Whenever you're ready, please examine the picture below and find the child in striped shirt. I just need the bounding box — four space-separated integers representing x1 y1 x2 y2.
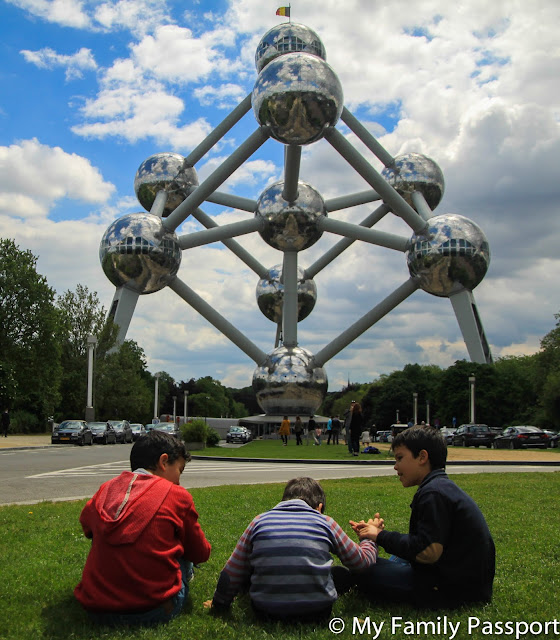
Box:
206 476 382 622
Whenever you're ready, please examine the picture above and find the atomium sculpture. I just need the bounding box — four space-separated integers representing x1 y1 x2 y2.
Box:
101 22 493 417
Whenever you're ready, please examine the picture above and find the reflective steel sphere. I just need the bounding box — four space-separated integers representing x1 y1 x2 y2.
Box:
407 213 490 297
256 264 317 323
252 52 343 145
255 23 326 72
134 152 199 217
382 152 445 211
100 212 181 294
256 180 326 251
252 346 328 415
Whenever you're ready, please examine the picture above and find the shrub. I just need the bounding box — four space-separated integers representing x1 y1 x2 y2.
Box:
206 428 221 447
180 418 208 443
11 410 42 434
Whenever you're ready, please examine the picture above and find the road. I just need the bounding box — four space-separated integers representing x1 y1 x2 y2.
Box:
1 444 558 506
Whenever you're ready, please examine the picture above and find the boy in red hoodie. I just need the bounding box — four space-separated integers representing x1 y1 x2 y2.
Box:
74 430 211 626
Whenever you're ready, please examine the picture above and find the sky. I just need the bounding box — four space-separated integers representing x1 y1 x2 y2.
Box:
1 0 559 393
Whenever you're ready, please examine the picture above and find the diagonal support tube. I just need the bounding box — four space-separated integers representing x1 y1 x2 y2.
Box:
168 277 267 366
411 190 435 222
324 127 427 233
191 208 269 278
305 203 390 279
164 127 270 232
185 93 253 167
314 278 420 366
341 107 396 168
325 190 381 212
178 217 263 250
319 217 409 252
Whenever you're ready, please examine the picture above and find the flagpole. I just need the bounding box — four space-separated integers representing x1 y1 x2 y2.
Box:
289 4 291 23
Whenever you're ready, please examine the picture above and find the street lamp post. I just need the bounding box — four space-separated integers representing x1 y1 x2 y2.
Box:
469 374 476 423
85 336 97 422
183 390 189 425
154 373 160 421
413 392 418 425
172 395 177 423
205 396 210 424
426 399 430 426
396 409 400 423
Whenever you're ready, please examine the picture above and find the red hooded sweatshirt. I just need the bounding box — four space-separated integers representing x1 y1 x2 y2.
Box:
74 471 211 612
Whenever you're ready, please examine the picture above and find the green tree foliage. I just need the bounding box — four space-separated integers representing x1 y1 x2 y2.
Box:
95 340 152 422
0 239 62 423
536 312 560 428
55 285 117 420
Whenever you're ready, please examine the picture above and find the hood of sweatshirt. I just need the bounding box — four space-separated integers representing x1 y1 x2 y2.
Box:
89 471 172 545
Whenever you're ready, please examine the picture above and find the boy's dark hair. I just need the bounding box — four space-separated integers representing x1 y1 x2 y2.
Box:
282 477 326 512
130 430 190 471
391 426 447 469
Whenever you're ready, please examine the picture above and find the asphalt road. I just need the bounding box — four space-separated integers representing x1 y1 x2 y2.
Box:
1 444 558 506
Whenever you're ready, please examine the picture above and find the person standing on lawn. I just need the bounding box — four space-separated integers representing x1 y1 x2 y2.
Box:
349 426 495 608
74 430 211 626
279 416 291 446
294 416 304 445
206 477 381 622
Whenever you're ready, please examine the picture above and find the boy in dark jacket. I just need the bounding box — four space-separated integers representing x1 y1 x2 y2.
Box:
350 426 495 608
74 430 211 625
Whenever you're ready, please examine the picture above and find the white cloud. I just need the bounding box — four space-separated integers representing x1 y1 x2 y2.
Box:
6 0 90 28
20 46 97 80
0 139 115 219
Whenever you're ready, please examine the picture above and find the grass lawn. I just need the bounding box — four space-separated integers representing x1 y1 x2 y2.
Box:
196 437 396 460
1 473 559 640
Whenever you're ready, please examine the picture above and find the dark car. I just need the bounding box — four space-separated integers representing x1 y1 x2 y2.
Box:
152 422 181 438
452 424 495 448
108 420 133 444
88 421 117 445
51 420 93 446
543 430 559 448
226 426 251 443
130 423 147 441
493 426 551 450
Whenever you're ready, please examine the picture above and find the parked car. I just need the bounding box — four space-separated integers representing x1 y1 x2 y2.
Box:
152 421 181 438
107 420 133 444
452 424 496 448
51 420 93 446
493 426 551 449
226 426 251 443
130 423 147 441
375 430 391 443
440 428 456 444
88 421 117 445
543 430 560 448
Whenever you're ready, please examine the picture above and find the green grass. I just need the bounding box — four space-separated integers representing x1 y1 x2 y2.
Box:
196 437 395 460
1 473 559 640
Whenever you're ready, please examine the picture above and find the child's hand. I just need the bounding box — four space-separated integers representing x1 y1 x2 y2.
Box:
350 513 384 541
203 600 213 609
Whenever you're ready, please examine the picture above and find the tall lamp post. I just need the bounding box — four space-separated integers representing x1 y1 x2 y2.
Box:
154 373 160 421
205 396 210 424
396 409 400 423
172 395 177 423
413 392 418 425
426 399 430 426
469 374 476 423
85 336 97 422
183 390 189 425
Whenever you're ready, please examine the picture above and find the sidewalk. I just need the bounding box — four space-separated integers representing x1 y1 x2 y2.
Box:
0 434 53 449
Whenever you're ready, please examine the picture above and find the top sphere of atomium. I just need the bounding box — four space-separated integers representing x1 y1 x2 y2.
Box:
382 152 445 211
134 152 199 217
407 213 490 297
256 180 326 251
256 264 317 323
100 212 181 294
255 22 327 72
252 345 328 415
252 52 344 146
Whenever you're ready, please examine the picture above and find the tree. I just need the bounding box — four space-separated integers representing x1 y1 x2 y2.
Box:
55 285 116 420
0 239 62 426
536 312 560 428
95 340 152 422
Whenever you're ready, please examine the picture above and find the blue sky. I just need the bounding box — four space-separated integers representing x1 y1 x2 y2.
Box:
1 0 559 394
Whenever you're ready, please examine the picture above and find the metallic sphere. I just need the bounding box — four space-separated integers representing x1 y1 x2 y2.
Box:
252 52 343 146
382 152 445 211
407 213 490 297
255 23 326 72
255 180 326 251
256 264 317 323
134 152 199 217
252 346 328 415
100 212 181 294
